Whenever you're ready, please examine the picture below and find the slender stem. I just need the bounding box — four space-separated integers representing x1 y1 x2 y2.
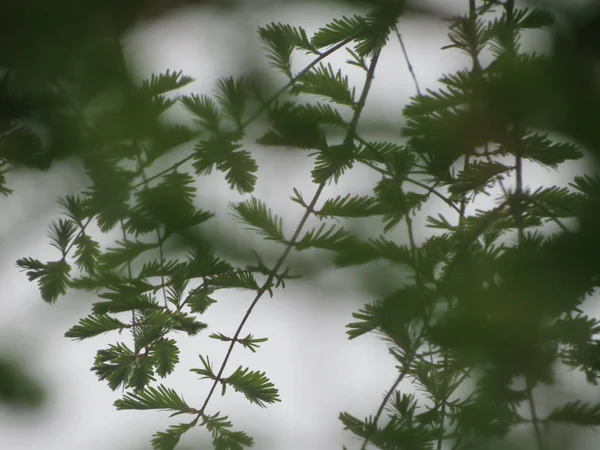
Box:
506 0 515 22
345 51 382 144
63 217 93 256
156 228 169 308
443 4 480 448
406 215 417 256
360 164 435 450
458 155 470 219
436 359 449 450
484 145 515 219
133 154 195 189
197 42 382 420
197 180 327 416
395 24 422 96
514 128 525 244
359 361 412 450
135 150 170 310
408 178 461 212
527 375 544 450
469 0 476 17
119 219 137 331
440 2 480 436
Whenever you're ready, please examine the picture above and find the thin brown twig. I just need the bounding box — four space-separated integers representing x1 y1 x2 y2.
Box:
527 375 545 450
196 41 383 422
395 24 422 96
359 365 411 450
197 180 326 416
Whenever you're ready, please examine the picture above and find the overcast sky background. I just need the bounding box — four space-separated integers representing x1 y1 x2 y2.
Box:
1 1 600 449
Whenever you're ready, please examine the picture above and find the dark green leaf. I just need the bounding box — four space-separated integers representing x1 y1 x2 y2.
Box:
318 193 383 218
140 70 194 97
191 354 215 380
151 339 180 378
256 101 325 150
73 234 101 273
65 314 126 340
17 258 71 304
114 384 193 414
525 186 583 218
58 195 88 224
136 171 213 233
151 421 197 450
180 94 221 133
311 15 367 49
237 334 268 353
354 1 406 57
338 412 371 439
100 239 158 270
207 271 261 291
194 137 257 193
346 304 378 339
129 356 156 391
294 223 355 251
92 343 136 391
92 292 160 315
214 77 248 128
448 161 511 198
516 8 554 29
258 23 298 77
84 161 134 232
292 63 355 107
545 401 600 426
224 366 280 407
231 197 285 242
311 142 355 184
47 219 77 254
0 126 49 169
0 171 13 197
300 102 347 127
203 413 254 450
521 133 582 169
185 290 217 314
219 146 258 194
147 124 197 163
169 312 207 335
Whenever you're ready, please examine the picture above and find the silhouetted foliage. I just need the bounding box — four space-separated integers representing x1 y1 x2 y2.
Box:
4 1 600 450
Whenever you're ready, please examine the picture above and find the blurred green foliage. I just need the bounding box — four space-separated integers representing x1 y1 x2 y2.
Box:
0 356 44 409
